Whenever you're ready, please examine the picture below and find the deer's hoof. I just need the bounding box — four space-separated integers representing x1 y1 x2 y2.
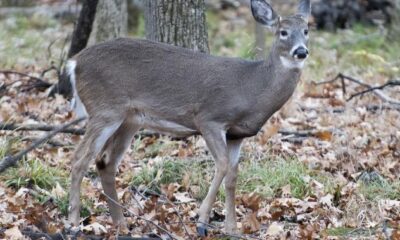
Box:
196 224 208 237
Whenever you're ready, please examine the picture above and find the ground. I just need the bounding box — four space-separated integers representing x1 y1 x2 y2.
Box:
0 2 399 240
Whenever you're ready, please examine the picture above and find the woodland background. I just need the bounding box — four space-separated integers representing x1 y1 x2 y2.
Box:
0 0 399 239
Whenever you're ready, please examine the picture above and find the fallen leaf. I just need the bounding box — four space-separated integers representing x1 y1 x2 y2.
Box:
266 222 284 237
242 212 260 234
174 192 195 203
4 226 26 240
82 222 107 235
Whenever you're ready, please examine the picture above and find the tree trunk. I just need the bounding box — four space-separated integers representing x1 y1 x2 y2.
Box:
68 0 99 58
50 0 98 98
91 0 128 43
388 0 400 41
144 0 209 53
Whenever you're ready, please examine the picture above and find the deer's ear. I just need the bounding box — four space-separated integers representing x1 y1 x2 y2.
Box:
251 0 279 27
297 0 311 19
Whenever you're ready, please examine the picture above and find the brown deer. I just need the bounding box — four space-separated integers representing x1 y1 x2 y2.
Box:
67 0 311 236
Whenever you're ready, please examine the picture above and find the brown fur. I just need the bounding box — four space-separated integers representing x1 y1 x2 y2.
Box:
68 0 311 235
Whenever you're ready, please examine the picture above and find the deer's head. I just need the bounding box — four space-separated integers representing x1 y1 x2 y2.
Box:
251 0 311 69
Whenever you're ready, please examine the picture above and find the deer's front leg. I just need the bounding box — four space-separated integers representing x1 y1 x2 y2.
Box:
197 127 229 236
224 139 242 234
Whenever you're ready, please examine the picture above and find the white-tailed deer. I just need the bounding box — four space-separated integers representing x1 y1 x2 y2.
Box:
67 0 311 236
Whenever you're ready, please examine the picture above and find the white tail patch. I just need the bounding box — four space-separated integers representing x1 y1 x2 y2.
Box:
66 60 88 118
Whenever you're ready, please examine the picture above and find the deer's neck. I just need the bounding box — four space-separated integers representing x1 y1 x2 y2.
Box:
256 45 301 114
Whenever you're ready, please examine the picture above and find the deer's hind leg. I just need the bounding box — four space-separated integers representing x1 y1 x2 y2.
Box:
96 117 141 226
69 117 123 226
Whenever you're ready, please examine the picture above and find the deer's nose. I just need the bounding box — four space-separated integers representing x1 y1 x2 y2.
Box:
293 47 309 59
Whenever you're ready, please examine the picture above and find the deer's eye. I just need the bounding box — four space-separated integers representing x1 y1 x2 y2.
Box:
280 30 288 37
304 29 309 35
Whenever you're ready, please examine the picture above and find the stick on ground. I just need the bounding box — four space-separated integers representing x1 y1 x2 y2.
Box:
0 117 86 173
314 73 400 105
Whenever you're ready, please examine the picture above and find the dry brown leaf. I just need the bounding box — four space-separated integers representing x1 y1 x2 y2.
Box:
241 192 261 212
314 131 332 141
242 212 260 234
4 226 26 240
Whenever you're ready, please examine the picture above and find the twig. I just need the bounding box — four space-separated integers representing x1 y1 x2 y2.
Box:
101 192 178 240
0 70 52 91
0 117 86 173
21 228 161 240
0 70 43 82
347 80 400 102
0 70 49 84
160 195 193 240
20 137 70 148
0 122 190 141
1 122 86 135
315 73 400 106
133 188 260 240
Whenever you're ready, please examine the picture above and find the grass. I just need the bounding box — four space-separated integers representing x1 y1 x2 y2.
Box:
2 158 67 190
325 227 355 236
131 155 315 200
358 178 400 201
51 194 95 218
0 139 96 217
238 157 311 199
131 157 213 200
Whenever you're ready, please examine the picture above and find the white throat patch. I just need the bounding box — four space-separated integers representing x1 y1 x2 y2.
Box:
280 56 305 69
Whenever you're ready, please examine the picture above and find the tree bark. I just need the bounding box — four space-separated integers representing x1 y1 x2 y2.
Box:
144 0 209 53
50 0 98 98
68 0 99 58
388 0 400 41
91 0 128 43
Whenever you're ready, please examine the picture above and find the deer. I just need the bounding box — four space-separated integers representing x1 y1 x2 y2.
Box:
67 0 311 236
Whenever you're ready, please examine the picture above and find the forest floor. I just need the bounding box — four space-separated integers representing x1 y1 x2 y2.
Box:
0 4 400 240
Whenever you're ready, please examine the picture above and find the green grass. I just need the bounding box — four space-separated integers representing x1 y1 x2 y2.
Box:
238 158 311 199
2 158 67 190
131 156 314 200
0 129 63 188
51 194 95 218
325 227 355 237
131 158 213 200
358 179 400 201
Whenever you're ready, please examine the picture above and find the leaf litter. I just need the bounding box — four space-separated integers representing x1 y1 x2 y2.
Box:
0 5 400 240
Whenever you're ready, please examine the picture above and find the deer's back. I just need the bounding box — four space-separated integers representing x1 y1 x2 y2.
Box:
73 38 265 128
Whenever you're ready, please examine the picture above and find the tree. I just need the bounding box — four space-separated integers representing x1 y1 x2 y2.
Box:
91 0 128 43
388 0 400 41
144 0 209 53
50 0 99 97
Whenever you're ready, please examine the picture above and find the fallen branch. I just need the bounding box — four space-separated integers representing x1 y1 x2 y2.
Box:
314 73 400 105
1 122 86 135
0 122 186 140
347 79 400 102
0 70 52 91
0 117 86 173
21 228 160 240
20 136 69 148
